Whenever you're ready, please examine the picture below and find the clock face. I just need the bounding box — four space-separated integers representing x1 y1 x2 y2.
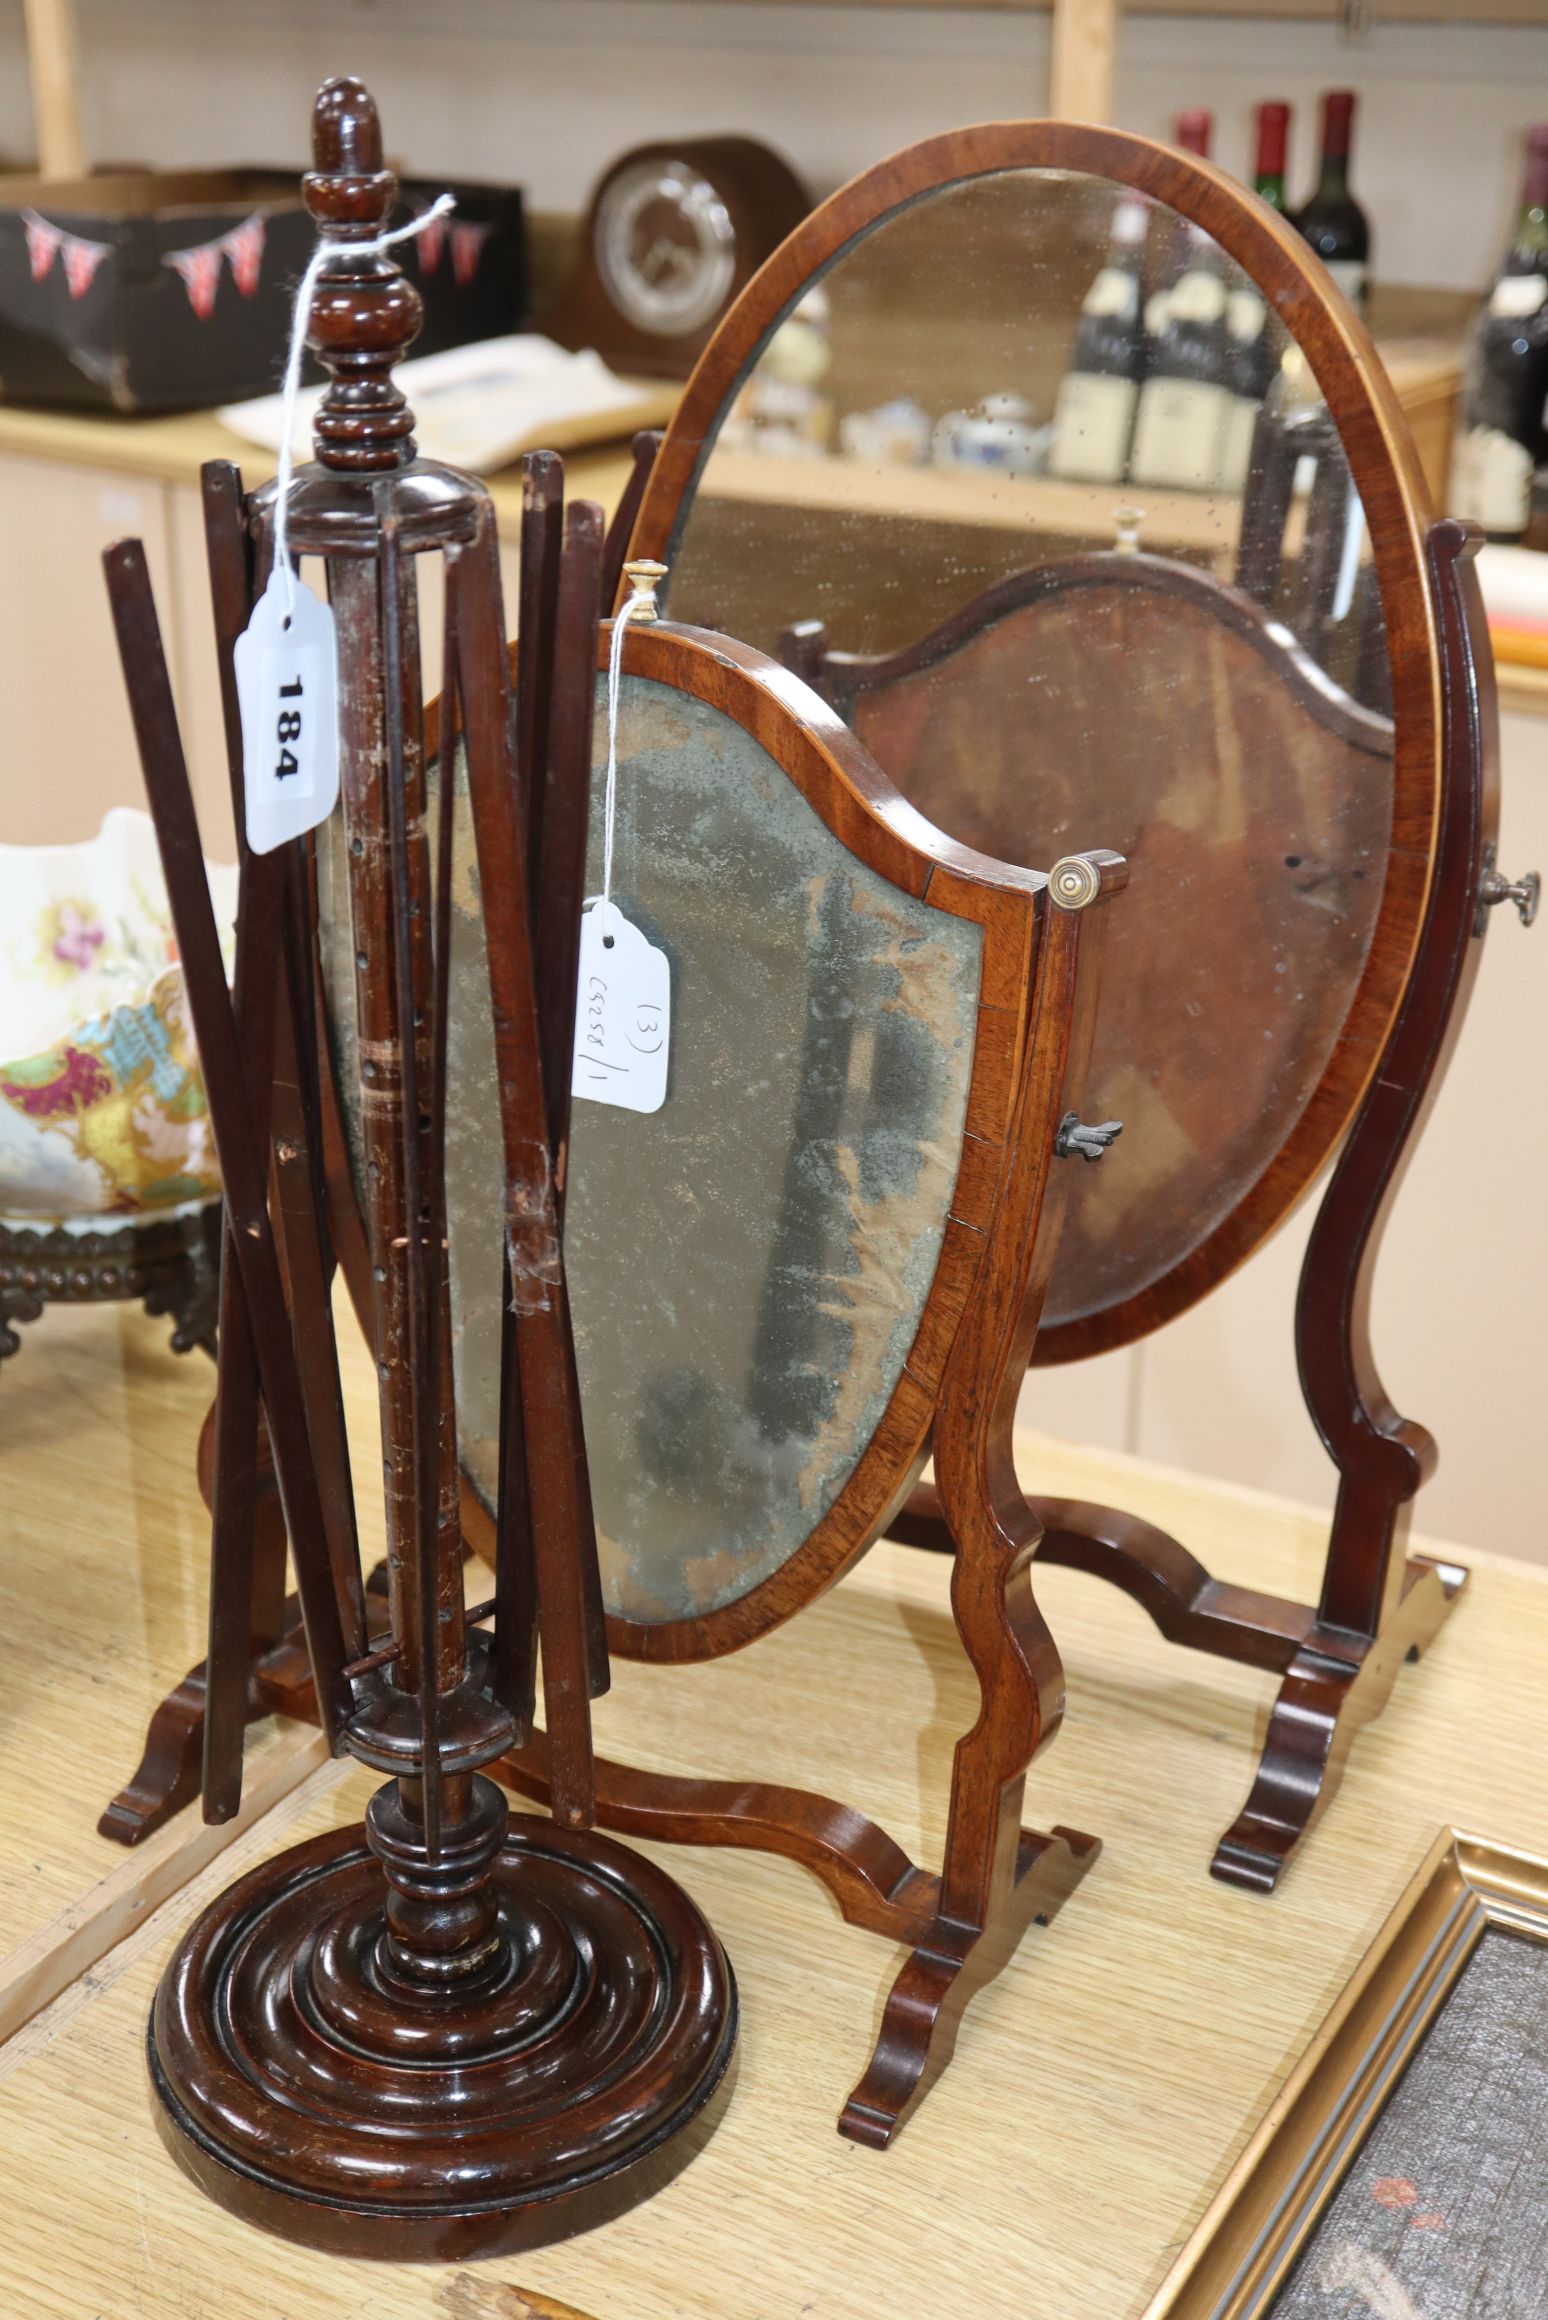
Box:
594 157 739 338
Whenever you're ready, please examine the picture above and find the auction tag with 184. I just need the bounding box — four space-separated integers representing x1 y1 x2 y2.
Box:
235 567 341 855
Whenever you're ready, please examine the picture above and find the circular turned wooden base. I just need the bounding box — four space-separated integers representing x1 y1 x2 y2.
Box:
148 1808 737 2260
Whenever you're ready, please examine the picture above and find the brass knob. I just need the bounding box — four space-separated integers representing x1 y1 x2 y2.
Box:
1055 1112 1123 1163
1475 844 1540 933
621 558 668 623
1048 856 1102 911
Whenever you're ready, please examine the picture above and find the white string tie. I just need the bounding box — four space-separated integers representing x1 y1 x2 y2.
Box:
598 587 655 943
270 192 456 622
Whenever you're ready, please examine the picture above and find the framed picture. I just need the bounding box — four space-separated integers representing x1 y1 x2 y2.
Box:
1148 1828 1548 2318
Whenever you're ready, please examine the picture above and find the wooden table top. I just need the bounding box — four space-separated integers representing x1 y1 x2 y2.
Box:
3 1299 1545 2319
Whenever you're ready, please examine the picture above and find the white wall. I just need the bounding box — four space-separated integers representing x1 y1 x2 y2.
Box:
1 0 1546 291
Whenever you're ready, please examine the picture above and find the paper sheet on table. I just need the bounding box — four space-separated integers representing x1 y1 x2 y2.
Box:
219 333 676 475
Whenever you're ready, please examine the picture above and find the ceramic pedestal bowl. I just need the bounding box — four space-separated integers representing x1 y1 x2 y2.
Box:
0 808 237 1369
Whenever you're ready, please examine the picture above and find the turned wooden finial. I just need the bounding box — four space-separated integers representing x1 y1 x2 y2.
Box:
302 76 422 473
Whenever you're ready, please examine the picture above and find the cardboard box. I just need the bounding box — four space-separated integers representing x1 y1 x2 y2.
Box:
0 168 525 414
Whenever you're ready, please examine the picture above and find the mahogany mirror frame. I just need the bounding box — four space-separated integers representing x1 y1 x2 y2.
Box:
623 119 1445 1359
440 619 1088 1666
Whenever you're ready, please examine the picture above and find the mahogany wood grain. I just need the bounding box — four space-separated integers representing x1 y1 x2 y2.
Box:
529 499 610 1703
195 459 286 1822
516 450 563 911
103 541 354 1753
777 552 1397 1348
1299 521 1498 1643
600 430 663 610
103 111 1493 2148
535 504 606 1179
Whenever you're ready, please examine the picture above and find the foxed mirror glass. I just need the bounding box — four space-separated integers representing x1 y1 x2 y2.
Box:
632 130 1442 1357
316 628 1064 1648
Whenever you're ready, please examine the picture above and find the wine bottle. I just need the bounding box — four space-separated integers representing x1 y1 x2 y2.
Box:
1141 112 1212 343
1297 91 1371 312
1220 277 1279 494
1175 108 1212 160
1254 102 1290 213
1449 125 1548 542
1212 107 1293 493
1048 198 1148 484
1131 112 1231 492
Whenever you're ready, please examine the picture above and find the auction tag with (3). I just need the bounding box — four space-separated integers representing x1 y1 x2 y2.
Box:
571 899 671 1116
234 567 341 856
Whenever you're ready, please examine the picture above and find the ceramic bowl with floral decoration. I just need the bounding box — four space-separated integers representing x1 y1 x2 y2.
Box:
0 808 237 1227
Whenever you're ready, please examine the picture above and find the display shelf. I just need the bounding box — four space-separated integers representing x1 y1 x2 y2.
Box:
697 443 1248 561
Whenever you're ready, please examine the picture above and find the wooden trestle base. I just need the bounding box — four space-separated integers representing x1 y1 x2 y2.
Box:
889 1484 1467 1893
497 1731 1100 2149
97 1521 1464 1902
1208 1557 1466 1893
97 1449 1100 2152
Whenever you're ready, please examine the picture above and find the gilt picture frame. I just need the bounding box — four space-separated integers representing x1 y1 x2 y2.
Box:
1147 1828 1548 2319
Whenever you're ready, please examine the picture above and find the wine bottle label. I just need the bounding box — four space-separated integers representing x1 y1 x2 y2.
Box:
1048 371 1139 483
1490 273 1548 319
1084 265 1139 320
1451 422 1533 536
1168 270 1227 326
1226 288 1268 344
1324 258 1368 306
1130 378 1230 491
1219 395 1259 496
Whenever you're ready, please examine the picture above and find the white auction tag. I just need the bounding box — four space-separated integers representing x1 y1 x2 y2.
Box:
571 899 670 1115
234 567 340 855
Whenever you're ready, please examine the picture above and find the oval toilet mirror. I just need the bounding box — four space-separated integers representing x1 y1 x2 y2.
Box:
627 124 1443 1358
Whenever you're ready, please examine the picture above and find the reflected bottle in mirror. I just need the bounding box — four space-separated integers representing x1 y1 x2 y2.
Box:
1131 117 1231 494
1296 90 1371 313
1449 124 1548 544
1220 272 1277 496
1047 197 1148 485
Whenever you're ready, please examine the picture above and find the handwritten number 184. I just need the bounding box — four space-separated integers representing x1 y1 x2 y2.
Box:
275 676 303 781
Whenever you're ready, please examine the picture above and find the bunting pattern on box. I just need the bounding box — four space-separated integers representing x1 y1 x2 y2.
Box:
451 219 490 286
413 197 451 275
21 209 112 299
161 213 268 320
